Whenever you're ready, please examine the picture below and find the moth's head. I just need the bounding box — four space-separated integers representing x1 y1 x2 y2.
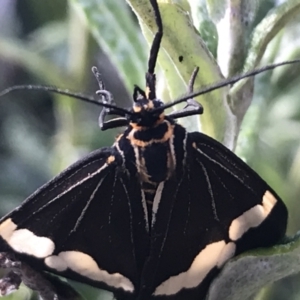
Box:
130 95 164 128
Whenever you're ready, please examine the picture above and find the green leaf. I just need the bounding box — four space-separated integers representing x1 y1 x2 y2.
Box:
66 280 113 300
226 0 300 138
206 233 300 300
1 283 33 300
232 0 300 103
245 0 300 70
206 0 227 22
0 36 71 86
70 0 147 91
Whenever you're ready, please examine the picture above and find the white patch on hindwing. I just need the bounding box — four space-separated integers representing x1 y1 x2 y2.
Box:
153 240 235 296
263 190 277 213
45 251 134 292
0 219 134 293
229 190 277 241
44 255 68 271
0 218 54 258
216 242 236 267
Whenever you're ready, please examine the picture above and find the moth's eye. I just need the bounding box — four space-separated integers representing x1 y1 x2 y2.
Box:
131 114 142 123
153 100 163 108
152 111 162 119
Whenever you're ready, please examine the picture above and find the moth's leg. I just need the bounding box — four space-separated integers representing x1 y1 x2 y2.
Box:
92 66 128 130
0 270 22 296
167 67 203 119
184 66 202 109
0 252 79 300
0 252 21 269
21 263 60 300
187 67 199 92
0 253 23 296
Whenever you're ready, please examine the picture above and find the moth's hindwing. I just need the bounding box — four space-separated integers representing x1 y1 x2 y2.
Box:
139 131 287 300
0 147 149 296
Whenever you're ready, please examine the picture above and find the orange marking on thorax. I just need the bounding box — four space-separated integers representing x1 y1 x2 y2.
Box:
129 113 165 130
127 122 174 147
116 134 123 142
145 86 150 99
146 101 154 109
106 156 115 164
133 106 142 113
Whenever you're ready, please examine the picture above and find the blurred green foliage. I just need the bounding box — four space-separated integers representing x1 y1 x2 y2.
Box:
0 0 300 299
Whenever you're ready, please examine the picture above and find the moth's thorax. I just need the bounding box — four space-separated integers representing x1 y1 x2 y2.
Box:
115 120 187 185
123 120 174 183
115 120 187 225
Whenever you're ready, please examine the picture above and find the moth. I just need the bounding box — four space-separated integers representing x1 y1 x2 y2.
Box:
0 0 296 299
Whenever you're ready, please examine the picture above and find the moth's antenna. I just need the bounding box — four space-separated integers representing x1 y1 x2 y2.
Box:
156 59 300 112
146 0 163 100
0 85 132 116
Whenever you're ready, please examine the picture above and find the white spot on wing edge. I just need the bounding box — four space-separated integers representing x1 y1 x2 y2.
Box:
217 242 236 268
263 190 277 214
0 218 17 241
45 255 68 271
0 218 54 258
153 240 226 296
229 190 278 241
45 251 134 293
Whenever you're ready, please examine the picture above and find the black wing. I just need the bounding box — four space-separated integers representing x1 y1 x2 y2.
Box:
0 147 149 296
140 131 287 300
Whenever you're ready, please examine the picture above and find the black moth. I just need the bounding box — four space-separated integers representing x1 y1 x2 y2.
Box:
0 0 293 299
